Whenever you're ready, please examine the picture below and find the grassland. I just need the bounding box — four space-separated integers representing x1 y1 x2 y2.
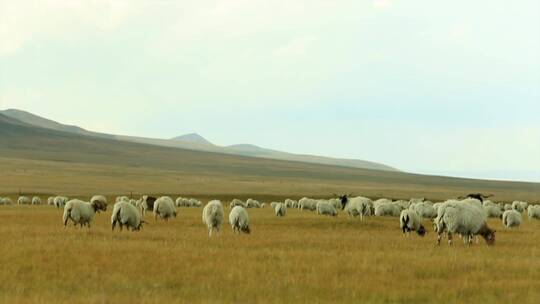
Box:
1 204 540 304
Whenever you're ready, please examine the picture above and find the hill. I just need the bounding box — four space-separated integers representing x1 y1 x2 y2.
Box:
0 109 397 172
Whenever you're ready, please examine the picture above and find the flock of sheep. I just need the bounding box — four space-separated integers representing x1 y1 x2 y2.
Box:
1 193 539 245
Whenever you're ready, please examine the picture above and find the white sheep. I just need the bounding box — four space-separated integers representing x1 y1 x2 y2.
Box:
246 198 261 208
275 203 287 217
54 196 69 208
484 205 503 218
17 196 31 205
189 198 202 207
116 196 129 203
229 206 250 234
435 200 496 246
284 199 296 208
175 197 190 207
270 202 280 210
62 199 107 228
298 197 317 211
1 197 13 205
47 197 55 205
374 202 402 217
409 201 437 219
399 209 426 237
527 205 540 220
31 196 41 205
153 196 177 221
316 200 338 216
111 201 145 231
504 203 513 211
91 195 107 207
202 200 224 237
340 196 372 220
230 199 245 208
512 201 528 213
502 210 522 228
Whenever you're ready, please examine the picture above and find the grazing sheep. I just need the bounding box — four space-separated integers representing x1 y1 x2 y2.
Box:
527 205 540 220
246 198 261 208
502 210 522 228
484 205 503 218
270 202 280 210
275 203 287 217
316 201 338 216
512 201 528 213
409 201 437 219
189 198 202 207
504 203 513 211
261 203 266 208
153 196 177 221
111 201 145 231
31 196 41 205
339 195 372 220
0 197 13 205
284 199 296 208
91 195 107 207
399 209 426 237
374 202 402 217
202 200 224 237
54 196 69 208
140 195 157 215
435 200 496 246
47 197 55 205
230 199 245 208
298 197 317 211
17 196 31 205
229 206 250 234
62 199 107 228
176 197 190 207
328 198 342 210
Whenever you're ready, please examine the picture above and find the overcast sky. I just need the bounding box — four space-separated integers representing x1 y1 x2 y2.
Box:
1 0 539 182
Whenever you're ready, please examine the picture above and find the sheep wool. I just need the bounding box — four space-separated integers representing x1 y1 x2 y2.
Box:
111 201 145 231
229 206 250 234
399 209 426 237
202 200 224 237
63 199 107 228
502 210 522 228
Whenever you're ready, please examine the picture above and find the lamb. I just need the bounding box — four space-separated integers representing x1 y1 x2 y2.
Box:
434 200 495 246
230 199 245 208
502 210 522 228
17 196 31 205
527 205 540 220
298 197 317 211
202 200 224 237
229 206 250 234
409 201 437 219
62 199 107 228
245 198 261 208
274 203 287 217
484 205 503 218
153 196 177 221
339 195 372 220
54 196 69 208
31 196 42 205
111 201 146 231
316 201 338 216
512 201 528 213
399 209 426 237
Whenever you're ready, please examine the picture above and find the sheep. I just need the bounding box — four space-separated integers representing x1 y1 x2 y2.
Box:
31 196 41 205
339 195 372 220
230 199 245 208
189 198 202 207
298 197 317 211
274 203 287 217
502 210 522 228
54 196 69 208
176 197 190 207
328 198 342 210
399 209 426 237
484 205 503 218
527 205 540 220
261 203 266 208
409 202 437 219
91 195 107 207
17 196 31 205
374 202 402 217
116 196 129 203
229 206 250 234
153 196 177 221
245 198 261 208
284 199 296 208
139 195 157 215
202 200 224 237
434 200 495 246
47 197 55 205
111 201 146 231
270 202 280 210
1 197 13 205
62 199 107 228
512 201 528 213
504 203 513 211
316 201 338 216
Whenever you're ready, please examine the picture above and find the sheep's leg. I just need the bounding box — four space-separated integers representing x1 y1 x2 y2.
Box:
463 234 469 245
448 232 453 245
437 232 443 245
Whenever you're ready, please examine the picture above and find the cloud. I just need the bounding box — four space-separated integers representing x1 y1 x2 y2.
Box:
273 36 316 57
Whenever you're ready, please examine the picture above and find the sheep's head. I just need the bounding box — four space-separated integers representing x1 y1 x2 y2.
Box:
480 227 496 245
92 200 107 213
417 225 426 237
241 226 251 234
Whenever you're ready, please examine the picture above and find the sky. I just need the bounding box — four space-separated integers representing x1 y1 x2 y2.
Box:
0 0 539 182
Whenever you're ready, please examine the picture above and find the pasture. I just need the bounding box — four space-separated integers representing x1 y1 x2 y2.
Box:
1 202 540 303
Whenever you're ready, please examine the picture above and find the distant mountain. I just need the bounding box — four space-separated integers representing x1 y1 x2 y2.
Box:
0 108 398 172
171 133 214 146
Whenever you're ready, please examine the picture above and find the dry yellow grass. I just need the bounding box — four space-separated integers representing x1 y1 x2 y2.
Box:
1 204 539 304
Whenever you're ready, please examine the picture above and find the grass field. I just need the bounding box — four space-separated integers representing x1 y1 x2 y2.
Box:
1 203 540 304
